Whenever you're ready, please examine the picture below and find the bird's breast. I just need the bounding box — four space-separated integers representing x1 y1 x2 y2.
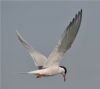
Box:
43 66 61 75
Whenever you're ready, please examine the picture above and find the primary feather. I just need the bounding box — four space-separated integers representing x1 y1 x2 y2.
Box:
44 9 82 67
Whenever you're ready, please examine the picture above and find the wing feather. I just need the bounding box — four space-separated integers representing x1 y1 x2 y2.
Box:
44 9 82 67
16 31 47 67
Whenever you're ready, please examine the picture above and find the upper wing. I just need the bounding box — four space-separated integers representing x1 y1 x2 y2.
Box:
44 9 82 67
16 31 47 68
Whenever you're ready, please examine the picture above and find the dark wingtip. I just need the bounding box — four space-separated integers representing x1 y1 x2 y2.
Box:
81 9 82 13
65 9 82 33
79 9 82 13
71 9 82 25
79 9 82 16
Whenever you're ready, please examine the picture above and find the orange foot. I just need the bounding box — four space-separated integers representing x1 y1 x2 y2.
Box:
36 75 45 78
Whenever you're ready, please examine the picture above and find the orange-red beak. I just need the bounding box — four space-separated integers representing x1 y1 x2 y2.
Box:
63 74 67 82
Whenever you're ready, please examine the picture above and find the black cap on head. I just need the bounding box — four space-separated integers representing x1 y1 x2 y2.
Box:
60 66 67 74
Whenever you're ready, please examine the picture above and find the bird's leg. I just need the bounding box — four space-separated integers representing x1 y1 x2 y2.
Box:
36 75 45 78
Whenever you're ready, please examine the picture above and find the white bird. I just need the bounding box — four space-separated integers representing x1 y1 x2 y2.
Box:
16 9 82 82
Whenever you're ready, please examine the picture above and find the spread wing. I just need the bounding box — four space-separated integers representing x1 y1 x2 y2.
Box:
44 9 82 67
16 31 47 69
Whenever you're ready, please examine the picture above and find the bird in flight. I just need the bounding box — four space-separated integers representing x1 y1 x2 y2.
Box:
16 9 82 82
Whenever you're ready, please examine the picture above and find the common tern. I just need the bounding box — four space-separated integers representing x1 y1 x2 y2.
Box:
16 9 82 82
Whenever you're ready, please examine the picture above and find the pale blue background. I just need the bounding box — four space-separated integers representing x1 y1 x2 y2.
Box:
1 1 100 89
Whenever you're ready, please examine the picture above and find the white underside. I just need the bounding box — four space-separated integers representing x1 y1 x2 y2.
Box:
27 66 63 76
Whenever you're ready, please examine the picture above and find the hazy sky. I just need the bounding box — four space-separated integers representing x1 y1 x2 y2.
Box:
1 1 100 89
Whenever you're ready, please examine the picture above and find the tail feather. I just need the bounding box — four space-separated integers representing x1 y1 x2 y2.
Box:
18 71 37 74
18 70 41 75
18 72 30 74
